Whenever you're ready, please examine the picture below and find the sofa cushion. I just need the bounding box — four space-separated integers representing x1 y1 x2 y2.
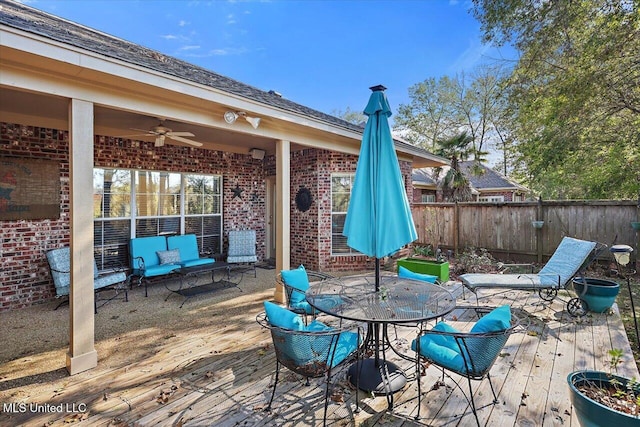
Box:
180 258 215 268
167 234 199 262
142 264 182 278
130 236 168 272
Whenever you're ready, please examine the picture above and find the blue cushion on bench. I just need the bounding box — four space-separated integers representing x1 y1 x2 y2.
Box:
167 234 214 268
399 265 438 283
130 236 168 274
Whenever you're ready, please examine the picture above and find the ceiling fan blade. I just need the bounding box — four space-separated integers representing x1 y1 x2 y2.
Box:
167 131 195 137
168 135 203 147
118 133 153 138
130 127 156 135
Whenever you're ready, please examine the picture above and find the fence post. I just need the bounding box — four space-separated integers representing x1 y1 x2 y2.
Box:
454 202 459 255
537 197 544 263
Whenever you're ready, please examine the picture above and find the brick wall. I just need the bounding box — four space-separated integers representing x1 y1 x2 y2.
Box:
1 121 418 310
0 122 265 311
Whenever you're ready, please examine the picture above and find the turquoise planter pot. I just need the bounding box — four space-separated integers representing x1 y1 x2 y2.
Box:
568 370 640 427
572 278 620 313
396 258 449 282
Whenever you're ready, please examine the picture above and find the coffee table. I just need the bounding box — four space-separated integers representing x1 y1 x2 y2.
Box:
165 262 242 307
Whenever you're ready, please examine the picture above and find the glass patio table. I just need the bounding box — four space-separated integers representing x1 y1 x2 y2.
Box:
306 274 456 409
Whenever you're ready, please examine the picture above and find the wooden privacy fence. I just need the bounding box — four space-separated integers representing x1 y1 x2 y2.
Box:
412 199 640 263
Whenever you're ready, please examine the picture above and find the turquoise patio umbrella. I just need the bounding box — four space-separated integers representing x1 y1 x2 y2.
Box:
343 85 418 291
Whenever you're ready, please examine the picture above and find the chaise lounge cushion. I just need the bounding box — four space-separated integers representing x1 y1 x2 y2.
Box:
167 234 215 268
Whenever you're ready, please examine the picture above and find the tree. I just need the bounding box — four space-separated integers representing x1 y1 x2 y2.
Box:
472 0 640 199
332 107 367 126
394 65 511 164
433 132 475 202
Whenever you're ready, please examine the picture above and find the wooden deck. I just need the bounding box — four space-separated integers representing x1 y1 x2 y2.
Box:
1 270 638 427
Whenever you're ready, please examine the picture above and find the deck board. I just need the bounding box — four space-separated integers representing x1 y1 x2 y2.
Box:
1 274 638 427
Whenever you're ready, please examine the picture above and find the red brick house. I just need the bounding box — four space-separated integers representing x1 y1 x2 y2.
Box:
0 2 446 373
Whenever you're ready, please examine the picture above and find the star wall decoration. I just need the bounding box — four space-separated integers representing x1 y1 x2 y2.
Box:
231 186 244 199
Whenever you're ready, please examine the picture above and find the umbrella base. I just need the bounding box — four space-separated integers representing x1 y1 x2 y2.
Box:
348 358 407 394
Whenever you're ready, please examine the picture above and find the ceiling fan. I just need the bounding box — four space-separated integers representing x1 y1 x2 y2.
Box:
128 120 202 147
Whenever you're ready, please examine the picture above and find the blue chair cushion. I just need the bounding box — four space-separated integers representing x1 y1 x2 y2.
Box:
398 265 438 283
291 300 315 315
470 305 511 334
264 301 305 331
412 321 459 353
281 265 310 305
304 320 359 367
412 322 466 373
306 319 331 332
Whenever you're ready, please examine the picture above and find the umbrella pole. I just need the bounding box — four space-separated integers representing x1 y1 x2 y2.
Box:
375 258 380 292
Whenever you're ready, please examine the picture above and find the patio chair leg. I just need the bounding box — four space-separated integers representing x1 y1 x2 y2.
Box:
415 355 422 420
323 366 333 427
54 297 69 311
266 360 280 412
487 373 499 403
467 376 481 427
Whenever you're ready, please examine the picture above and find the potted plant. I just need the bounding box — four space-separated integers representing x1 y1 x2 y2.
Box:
572 277 620 313
397 244 450 282
567 349 640 426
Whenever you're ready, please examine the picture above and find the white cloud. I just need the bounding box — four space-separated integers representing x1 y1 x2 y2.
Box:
180 45 201 51
179 20 189 27
450 39 492 73
162 34 178 40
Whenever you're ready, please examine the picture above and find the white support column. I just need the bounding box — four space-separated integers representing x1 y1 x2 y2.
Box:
274 140 291 303
67 98 97 375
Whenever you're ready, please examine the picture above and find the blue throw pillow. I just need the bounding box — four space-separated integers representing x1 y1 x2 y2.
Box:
411 321 460 353
398 265 438 283
264 301 304 331
470 305 511 334
281 265 310 305
157 249 181 265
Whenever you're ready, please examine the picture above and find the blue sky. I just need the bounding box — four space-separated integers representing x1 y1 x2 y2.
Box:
27 0 515 120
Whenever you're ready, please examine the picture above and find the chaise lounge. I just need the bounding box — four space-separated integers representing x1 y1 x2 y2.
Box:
459 236 603 315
